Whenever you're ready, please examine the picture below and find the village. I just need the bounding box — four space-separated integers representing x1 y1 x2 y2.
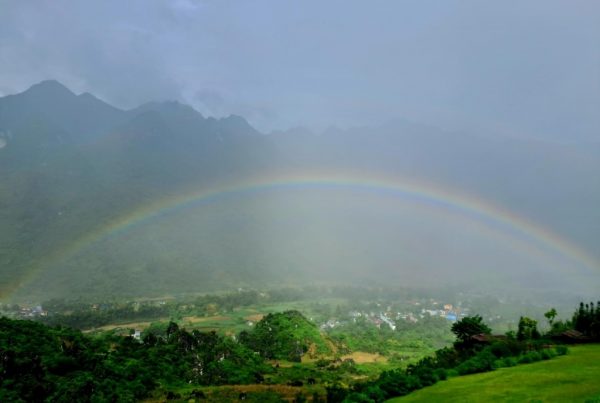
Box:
320 300 468 332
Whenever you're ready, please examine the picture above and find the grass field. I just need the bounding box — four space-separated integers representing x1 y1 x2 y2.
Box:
389 344 600 403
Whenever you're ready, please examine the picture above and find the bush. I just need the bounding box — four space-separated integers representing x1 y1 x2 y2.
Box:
343 392 374 403
364 386 385 402
455 350 496 375
377 372 422 399
315 358 330 368
433 368 447 381
519 354 532 364
489 342 512 358
555 345 568 356
540 349 556 360
518 351 542 364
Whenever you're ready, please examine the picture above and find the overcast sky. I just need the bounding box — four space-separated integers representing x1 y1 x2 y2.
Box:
1 0 598 138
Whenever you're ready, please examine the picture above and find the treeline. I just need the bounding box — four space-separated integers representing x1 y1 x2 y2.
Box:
2 299 597 402
572 301 600 340
1 311 327 401
0 310 330 401
328 299 600 402
327 314 452 359
30 285 448 330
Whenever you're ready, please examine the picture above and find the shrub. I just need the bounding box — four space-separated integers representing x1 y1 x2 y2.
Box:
519 354 532 364
518 351 542 364
555 345 568 356
540 349 556 360
433 368 447 381
455 350 496 375
315 358 330 368
343 392 373 403
489 342 512 358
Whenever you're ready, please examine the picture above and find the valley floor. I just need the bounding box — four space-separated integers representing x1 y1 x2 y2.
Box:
389 344 600 403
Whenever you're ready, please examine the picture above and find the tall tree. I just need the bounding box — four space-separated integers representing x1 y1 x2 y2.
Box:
451 315 491 349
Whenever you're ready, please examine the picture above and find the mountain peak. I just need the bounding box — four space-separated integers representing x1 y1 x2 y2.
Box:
26 80 75 98
218 114 260 136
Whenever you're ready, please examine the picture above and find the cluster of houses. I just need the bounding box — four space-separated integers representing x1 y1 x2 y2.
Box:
420 303 466 322
15 305 48 318
319 301 467 332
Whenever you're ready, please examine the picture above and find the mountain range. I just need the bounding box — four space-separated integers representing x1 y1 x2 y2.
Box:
1 81 598 302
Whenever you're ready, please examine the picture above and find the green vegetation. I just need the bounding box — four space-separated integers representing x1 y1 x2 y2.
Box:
0 308 395 401
572 301 600 339
0 316 270 402
389 344 600 402
325 300 600 402
450 314 490 349
239 311 330 361
2 295 598 401
328 314 452 360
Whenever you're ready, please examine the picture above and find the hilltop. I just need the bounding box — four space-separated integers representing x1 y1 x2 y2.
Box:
239 310 333 362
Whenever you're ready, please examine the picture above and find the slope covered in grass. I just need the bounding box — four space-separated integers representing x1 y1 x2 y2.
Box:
389 344 600 402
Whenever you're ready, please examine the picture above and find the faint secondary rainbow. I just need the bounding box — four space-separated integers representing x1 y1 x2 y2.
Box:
10 169 599 299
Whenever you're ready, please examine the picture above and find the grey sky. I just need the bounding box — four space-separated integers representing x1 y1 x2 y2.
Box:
1 0 598 138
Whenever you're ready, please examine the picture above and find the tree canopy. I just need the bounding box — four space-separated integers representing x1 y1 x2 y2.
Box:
451 315 491 348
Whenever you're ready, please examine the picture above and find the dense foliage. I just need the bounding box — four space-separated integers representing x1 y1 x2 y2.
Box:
572 301 600 340
328 314 452 357
1 299 597 402
239 310 330 362
331 311 574 403
450 314 490 348
0 317 269 402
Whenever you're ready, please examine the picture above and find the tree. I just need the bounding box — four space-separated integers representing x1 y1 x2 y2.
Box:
544 308 557 327
166 321 179 339
517 317 540 341
451 315 491 348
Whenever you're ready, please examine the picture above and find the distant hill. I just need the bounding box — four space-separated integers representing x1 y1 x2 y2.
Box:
1 80 598 302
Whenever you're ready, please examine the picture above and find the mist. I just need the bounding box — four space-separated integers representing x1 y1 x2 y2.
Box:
1 1 599 304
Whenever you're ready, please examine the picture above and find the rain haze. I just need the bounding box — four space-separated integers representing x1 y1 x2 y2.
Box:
0 1 599 303
2 2 600 401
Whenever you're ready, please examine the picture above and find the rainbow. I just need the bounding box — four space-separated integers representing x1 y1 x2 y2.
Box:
8 169 599 299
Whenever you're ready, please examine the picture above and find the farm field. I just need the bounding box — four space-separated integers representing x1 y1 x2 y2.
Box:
389 344 600 403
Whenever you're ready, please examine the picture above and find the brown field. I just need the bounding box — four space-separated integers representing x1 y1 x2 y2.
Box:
83 320 160 333
341 352 388 364
83 315 232 333
182 315 231 323
244 313 264 322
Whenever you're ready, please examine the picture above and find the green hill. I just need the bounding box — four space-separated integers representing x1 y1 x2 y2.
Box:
239 310 332 362
389 344 600 403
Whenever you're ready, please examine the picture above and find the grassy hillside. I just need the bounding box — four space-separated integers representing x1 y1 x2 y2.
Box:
389 344 600 403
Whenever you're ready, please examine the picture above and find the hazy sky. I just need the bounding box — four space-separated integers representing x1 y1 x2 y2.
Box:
1 0 598 138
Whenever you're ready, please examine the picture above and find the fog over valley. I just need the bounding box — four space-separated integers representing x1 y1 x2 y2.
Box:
2 3 600 402
0 79 598 302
